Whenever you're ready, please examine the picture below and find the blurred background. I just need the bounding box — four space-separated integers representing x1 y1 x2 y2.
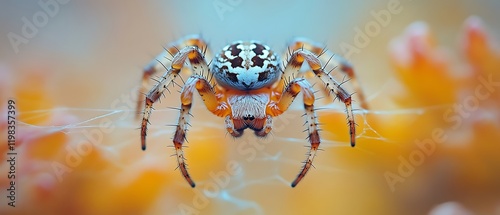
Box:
1 0 500 214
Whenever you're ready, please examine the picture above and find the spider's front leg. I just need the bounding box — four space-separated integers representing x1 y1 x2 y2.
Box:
173 74 222 188
285 49 357 147
268 78 320 187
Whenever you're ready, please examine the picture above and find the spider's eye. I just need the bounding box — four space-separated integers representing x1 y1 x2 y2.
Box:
258 71 269 82
242 115 255 121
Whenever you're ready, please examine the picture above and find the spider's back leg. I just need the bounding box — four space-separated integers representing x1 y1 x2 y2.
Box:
286 38 368 109
140 45 211 150
284 49 356 147
136 35 212 117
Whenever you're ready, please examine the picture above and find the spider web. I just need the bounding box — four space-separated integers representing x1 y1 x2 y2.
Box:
11 77 438 214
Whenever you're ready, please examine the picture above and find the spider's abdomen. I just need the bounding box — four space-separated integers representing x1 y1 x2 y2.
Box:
211 41 281 91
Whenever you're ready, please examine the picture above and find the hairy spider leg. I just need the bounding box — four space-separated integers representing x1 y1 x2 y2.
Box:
141 46 206 150
141 45 230 187
136 35 211 117
287 38 368 109
267 78 320 187
270 50 356 187
285 49 356 147
174 75 228 187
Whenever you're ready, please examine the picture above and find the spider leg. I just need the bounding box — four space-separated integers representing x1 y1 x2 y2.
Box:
269 78 320 187
287 38 368 109
173 101 195 187
284 49 356 148
173 74 224 187
136 35 211 117
141 46 210 151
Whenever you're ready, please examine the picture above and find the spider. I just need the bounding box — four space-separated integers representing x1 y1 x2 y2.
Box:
137 35 368 188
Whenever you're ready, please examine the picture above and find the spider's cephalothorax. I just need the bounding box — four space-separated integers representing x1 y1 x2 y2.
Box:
137 35 368 188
